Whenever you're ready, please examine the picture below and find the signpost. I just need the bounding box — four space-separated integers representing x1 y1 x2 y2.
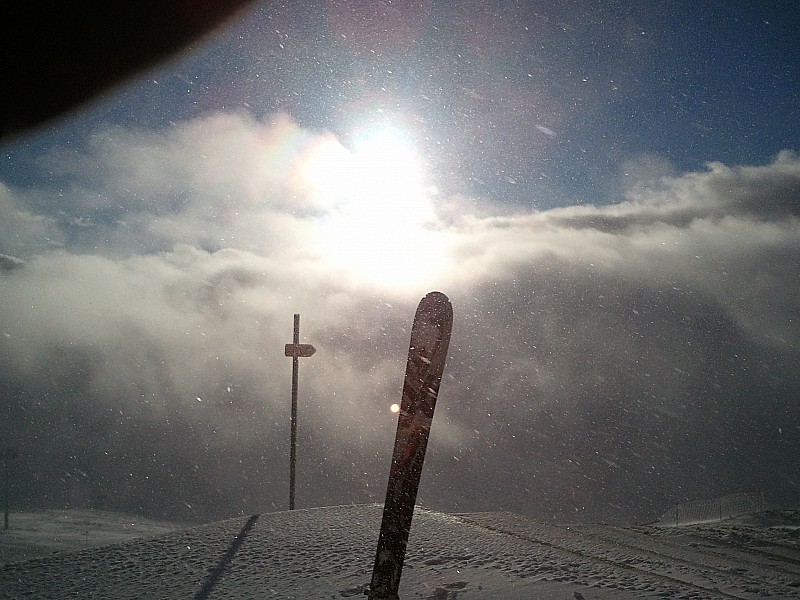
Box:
284 314 315 510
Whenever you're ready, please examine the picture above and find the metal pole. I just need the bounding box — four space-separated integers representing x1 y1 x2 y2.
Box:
289 314 300 510
284 317 314 512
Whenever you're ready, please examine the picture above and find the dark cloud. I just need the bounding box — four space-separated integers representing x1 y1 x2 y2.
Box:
546 151 800 234
0 115 798 524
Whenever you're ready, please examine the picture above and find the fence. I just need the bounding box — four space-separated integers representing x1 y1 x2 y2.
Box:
658 491 765 526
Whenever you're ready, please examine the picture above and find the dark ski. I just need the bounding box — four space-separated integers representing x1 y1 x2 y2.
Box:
367 291 453 600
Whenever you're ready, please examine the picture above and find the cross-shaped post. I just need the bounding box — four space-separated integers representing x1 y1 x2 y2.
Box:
284 314 316 510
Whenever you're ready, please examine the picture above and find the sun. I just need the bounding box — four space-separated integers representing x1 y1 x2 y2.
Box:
300 122 449 290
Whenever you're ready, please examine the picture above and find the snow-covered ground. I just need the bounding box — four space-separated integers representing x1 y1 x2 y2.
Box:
1 505 799 599
0 509 179 565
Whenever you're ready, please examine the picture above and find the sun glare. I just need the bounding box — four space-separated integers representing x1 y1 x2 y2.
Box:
301 123 448 290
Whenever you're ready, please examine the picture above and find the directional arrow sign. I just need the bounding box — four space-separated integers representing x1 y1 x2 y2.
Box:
285 343 316 358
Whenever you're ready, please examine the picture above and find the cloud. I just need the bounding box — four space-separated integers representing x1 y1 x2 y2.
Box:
0 182 63 257
1 114 798 523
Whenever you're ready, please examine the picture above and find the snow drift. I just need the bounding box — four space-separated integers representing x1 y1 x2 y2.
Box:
2 504 800 599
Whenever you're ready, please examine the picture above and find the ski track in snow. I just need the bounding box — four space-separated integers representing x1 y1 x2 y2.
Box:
1 505 799 599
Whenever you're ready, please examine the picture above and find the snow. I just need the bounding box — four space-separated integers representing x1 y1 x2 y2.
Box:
0 509 178 565
1 505 799 599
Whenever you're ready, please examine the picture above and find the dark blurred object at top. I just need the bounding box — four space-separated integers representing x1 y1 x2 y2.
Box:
1 0 255 139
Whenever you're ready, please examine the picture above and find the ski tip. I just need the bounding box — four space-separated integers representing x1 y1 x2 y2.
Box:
418 291 453 325
421 291 450 306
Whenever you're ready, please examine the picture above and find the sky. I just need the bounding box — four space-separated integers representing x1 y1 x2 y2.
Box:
0 1 799 524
